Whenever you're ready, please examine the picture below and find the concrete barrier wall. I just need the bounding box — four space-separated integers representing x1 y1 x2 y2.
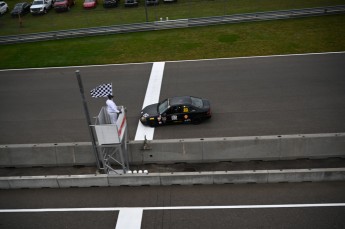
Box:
1 168 345 189
0 143 96 167
0 133 344 167
129 133 345 164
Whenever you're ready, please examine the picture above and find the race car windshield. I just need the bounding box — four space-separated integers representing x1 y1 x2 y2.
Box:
158 99 169 114
191 97 203 108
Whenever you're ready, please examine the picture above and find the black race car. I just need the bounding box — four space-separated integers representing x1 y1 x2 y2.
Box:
140 96 211 127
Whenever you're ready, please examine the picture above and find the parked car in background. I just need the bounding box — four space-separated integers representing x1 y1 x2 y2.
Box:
146 0 158 5
0 1 9 15
124 0 138 7
163 0 176 2
103 0 118 8
83 0 97 8
54 0 75 12
11 2 31 17
30 0 53 14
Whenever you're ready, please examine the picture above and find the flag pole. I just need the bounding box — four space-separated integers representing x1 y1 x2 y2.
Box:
75 70 102 171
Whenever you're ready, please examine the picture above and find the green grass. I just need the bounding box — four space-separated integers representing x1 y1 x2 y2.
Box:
0 0 344 35
1 14 344 69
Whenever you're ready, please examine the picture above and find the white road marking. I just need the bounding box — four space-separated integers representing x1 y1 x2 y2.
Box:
115 208 143 229
2 203 345 229
134 62 165 141
1 203 345 213
0 208 121 213
143 203 345 210
0 51 344 72
163 51 345 64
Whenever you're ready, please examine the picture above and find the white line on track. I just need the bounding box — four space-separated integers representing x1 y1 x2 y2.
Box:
1 51 344 72
163 51 345 64
134 62 165 141
115 208 143 229
2 203 344 229
1 203 345 213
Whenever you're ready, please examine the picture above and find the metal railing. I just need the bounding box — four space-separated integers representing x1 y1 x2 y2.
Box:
1 5 344 45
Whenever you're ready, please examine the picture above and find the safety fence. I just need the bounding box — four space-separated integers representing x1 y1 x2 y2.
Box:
0 5 344 45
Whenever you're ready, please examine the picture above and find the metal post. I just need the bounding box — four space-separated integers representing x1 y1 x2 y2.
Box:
154 2 157 21
118 146 126 174
144 0 148 22
75 70 102 171
124 127 130 171
123 107 130 171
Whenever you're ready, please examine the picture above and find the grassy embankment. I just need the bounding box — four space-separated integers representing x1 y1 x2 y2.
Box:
0 0 344 69
1 0 345 35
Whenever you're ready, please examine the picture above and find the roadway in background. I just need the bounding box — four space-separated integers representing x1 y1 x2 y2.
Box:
0 181 344 228
0 52 344 144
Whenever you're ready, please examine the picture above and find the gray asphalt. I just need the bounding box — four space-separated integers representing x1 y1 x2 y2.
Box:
0 53 344 144
0 182 344 228
157 53 345 139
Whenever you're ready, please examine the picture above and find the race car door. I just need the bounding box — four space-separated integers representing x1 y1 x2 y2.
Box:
181 105 192 123
163 105 184 124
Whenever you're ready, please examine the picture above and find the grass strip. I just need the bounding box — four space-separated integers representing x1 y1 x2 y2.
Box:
0 14 345 69
1 0 345 35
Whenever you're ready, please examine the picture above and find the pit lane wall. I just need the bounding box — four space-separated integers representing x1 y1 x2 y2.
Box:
1 168 345 189
0 133 344 167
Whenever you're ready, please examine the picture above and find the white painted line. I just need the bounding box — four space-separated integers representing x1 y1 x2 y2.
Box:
134 62 165 141
2 203 344 229
135 122 153 141
0 51 344 72
1 203 345 213
0 61 152 72
163 51 345 64
141 62 165 108
0 208 121 213
142 203 345 210
115 208 143 229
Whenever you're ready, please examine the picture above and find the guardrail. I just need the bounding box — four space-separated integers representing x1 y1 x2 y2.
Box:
1 5 345 45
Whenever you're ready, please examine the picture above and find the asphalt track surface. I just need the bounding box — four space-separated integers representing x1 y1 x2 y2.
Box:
0 182 345 228
0 52 345 144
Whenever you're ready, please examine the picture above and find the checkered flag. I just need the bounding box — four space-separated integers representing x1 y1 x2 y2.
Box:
90 83 112 98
